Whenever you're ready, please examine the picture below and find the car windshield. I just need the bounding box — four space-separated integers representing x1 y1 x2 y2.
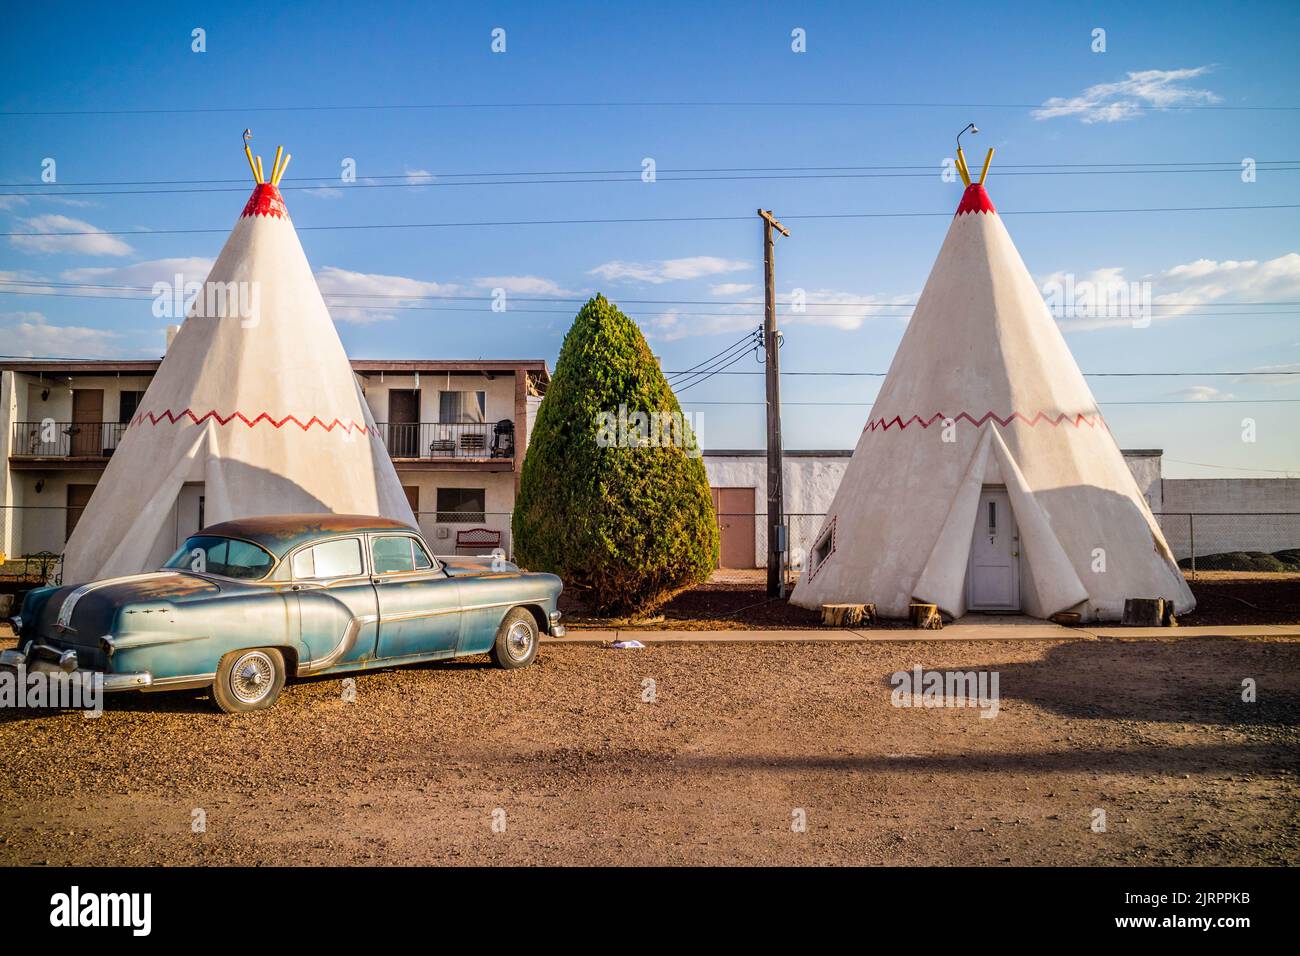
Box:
165 535 276 580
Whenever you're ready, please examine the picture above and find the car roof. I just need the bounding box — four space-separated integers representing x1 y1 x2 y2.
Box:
197 514 418 558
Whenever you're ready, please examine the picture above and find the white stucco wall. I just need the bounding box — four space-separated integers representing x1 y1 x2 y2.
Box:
394 469 516 556
359 372 517 426
1159 478 1300 559
704 449 1171 568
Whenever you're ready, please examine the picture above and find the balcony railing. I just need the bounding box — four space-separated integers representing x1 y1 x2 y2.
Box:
375 421 514 460
10 421 127 458
8 420 515 462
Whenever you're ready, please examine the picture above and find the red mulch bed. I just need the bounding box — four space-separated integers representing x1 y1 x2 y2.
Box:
1182 574 1300 626
560 573 1300 629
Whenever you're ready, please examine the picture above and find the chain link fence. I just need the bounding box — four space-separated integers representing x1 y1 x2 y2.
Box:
4 505 1298 591
1156 512 1300 574
715 511 1300 584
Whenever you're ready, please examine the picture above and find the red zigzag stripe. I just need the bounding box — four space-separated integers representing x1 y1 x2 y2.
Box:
864 410 1106 433
131 408 371 435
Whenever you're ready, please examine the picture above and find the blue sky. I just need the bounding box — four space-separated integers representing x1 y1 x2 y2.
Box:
2 0 1298 477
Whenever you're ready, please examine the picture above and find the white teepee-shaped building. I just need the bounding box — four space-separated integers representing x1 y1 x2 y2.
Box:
791 151 1192 622
62 143 415 583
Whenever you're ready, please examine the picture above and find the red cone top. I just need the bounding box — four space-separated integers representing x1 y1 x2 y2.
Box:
955 183 996 217
241 183 289 220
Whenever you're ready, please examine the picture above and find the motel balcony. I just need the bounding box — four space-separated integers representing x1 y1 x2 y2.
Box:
373 420 518 472
8 421 129 468
9 418 523 473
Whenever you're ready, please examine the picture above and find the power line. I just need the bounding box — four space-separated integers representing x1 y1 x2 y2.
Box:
3 203 1296 239
665 369 1300 377
2 346 1293 383
673 346 762 393
6 164 1299 197
4 290 1295 326
1164 458 1300 475
670 342 761 390
5 99 1298 117
1 278 1293 309
678 399 1300 406
666 330 760 381
3 159 1295 190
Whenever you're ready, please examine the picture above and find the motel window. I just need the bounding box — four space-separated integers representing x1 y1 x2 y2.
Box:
810 522 835 574
118 390 146 423
436 488 486 523
439 390 486 423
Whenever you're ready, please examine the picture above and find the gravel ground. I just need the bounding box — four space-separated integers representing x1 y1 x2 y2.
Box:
1 636 1297 866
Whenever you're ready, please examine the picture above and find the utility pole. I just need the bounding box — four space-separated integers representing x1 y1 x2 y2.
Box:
758 208 790 598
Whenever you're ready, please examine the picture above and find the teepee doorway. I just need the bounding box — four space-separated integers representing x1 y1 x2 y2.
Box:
966 487 1021 611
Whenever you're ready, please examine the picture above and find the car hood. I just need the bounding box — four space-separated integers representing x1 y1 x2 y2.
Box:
36 571 226 646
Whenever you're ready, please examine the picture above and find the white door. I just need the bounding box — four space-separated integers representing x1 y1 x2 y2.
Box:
966 488 1021 611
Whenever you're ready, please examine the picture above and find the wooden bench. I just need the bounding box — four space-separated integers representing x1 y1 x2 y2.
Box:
455 528 501 555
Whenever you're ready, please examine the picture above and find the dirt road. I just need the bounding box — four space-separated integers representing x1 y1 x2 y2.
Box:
1 637 1296 866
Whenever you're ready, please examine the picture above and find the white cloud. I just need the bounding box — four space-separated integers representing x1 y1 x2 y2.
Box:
1033 67 1219 124
645 289 915 340
61 257 215 293
0 269 57 296
301 186 344 199
0 195 28 211
711 282 754 296
1245 362 1300 385
314 266 460 324
1168 385 1231 402
472 275 578 296
9 214 133 256
0 311 119 357
589 256 750 284
1042 252 1300 331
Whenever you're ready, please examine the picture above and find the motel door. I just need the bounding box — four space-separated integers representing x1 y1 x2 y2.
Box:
70 388 104 456
966 488 1021 611
387 390 420 458
711 487 757 569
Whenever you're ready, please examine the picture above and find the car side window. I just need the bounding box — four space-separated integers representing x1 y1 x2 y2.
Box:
372 535 417 574
412 538 434 571
292 537 364 580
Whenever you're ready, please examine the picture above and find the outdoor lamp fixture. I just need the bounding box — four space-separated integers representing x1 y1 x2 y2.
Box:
957 122 979 151
41 388 50 401
34 479 45 493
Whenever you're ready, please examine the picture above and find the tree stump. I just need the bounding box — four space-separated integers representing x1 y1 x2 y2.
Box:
821 603 875 627
1161 602 1179 628
1122 598 1166 627
909 603 942 630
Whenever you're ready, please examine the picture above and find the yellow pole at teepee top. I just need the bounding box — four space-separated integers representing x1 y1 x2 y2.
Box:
244 144 261 183
255 156 265 184
273 153 292 185
978 148 995 185
269 146 284 185
955 147 972 187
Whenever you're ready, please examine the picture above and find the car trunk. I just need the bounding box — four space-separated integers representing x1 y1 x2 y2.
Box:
32 572 221 670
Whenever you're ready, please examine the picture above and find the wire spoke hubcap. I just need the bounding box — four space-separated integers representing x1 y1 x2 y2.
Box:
230 651 275 703
506 621 534 661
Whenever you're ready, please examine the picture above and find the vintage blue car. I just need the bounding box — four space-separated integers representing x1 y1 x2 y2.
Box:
2 515 564 712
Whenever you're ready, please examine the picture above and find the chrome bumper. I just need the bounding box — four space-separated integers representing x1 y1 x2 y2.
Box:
548 609 565 638
0 644 153 692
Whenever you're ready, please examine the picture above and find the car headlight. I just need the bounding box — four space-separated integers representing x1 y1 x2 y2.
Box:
100 634 116 657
